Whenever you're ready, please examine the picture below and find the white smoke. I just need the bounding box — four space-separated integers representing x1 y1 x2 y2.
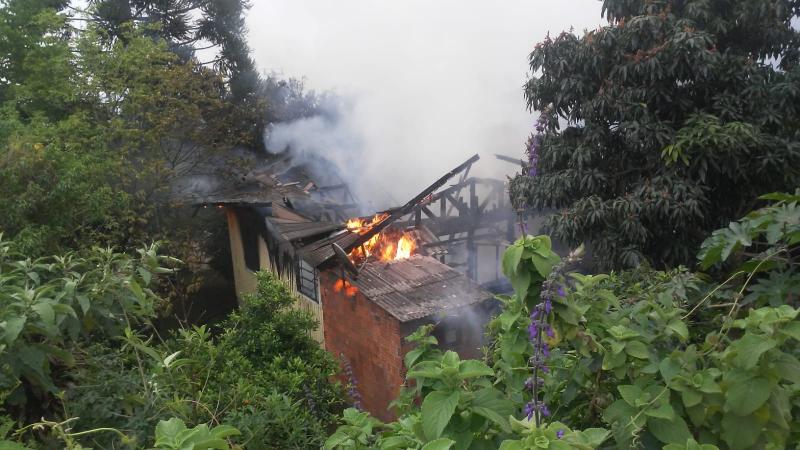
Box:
250 0 606 203
263 94 398 208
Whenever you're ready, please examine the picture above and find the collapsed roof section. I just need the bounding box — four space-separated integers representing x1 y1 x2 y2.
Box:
296 154 480 269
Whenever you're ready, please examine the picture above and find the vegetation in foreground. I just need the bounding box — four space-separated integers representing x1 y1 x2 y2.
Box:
0 249 345 449
325 192 800 450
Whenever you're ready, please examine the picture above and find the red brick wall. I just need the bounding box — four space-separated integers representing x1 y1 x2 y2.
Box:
320 271 403 421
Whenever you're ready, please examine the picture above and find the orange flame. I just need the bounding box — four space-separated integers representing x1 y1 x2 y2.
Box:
396 234 416 259
333 278 359 297
344 214 417 264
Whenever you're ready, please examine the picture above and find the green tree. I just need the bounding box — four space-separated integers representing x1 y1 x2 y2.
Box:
509 0 800 270
84 0 259 99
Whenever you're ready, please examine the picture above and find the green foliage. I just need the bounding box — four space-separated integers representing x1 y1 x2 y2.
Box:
59 271 344 449
509 0 800 270
0 236 174 415
150 418 240 450
0 233 342 449
327 195 800 450
499 419 609 450
699 190 800 269
492 235 562 403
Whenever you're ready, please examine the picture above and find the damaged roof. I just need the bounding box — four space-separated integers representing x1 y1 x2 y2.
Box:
183 180 310 207
296 230 362 267
351 255 492 322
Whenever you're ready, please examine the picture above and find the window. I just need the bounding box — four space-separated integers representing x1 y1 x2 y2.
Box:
297 259 319 303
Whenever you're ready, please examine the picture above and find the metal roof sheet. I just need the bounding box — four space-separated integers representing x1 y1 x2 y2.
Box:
349 255 492 322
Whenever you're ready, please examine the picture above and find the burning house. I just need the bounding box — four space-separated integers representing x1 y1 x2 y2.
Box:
192 153 516 419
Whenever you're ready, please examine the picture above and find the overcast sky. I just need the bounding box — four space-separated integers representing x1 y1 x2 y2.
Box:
246 0 606 201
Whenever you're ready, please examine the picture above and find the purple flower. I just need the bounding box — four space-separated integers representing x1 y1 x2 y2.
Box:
524 377 534 390
556 429 565 439
341 354 362 410
540 404 551 417
528 322 538 341
545 325 555 338
526 113 547 178
524 402 535 419
557 286 566 297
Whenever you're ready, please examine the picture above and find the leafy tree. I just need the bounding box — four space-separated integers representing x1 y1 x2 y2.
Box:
83 0 259 99
0 0 73 122
510 0 800 269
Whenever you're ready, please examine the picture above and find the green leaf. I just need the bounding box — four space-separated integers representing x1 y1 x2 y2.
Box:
32 302 54 325
617 385 643 406
569 428 610 448
471 406 511 434
155 417 187 445
681 389 702 408
647 416 691 444
458 360 493 379
76 294 90 314
601 348 626 370
509 268 531 301
441 351 460 368
666 320 689 341
721 413 760 450
732 335 775 369
773 353 800 384
407 361 443 380
208 424 240 440
498 441 523 450
324 431 351 449
188 438 229 449
625 341 649 359
502 244 524 277
1 316 26 345
530 252 558 278
607 325 639 340
724 376 771 415
663 439 720 450
645 401 675 420
421 438 455 450
405 347 426 368
421 391 460 440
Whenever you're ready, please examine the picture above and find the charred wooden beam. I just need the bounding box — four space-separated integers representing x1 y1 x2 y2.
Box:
348 154 480 251
495 153 523 165
396 209 513 236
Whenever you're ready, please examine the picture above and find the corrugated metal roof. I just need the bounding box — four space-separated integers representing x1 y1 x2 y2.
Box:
349 255 492 322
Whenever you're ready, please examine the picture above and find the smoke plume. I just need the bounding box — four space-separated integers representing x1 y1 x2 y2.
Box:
248 0 605 203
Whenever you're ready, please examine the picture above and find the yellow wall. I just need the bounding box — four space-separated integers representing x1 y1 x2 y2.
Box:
225 208 325 344
226 209 257 299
